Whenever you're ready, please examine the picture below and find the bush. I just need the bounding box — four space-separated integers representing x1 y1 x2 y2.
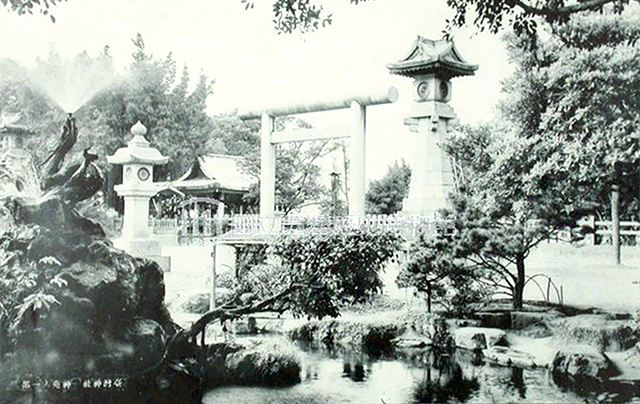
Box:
274 228 403 319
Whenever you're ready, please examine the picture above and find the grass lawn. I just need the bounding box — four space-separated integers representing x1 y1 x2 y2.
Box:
162 242 640 325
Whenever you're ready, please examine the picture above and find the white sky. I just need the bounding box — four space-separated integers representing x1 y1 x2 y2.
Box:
0 0 513 181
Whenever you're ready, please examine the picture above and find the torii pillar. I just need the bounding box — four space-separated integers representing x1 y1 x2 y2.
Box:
387 37 478 216
239 87 398 220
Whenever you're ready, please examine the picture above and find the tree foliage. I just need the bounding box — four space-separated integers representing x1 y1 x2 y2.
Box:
0 35 223 183
365 160 411 215
444 0 634 37
0 0 65 22
240 116 337 215
273 229 403 318
396 232 486 314
244 0 637 35
3 0 638 38
499 12 640 220
439 121 587 309
76 33 217 180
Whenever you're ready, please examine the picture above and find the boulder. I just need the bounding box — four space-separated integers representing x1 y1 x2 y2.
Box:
448 318 482 328
204 342 246 386
60 259 136 335
551 347 620 392
622 342 640 368
454 327 508 350
234 317 258 335
224 340 301 386
124 319 167 372
135 258 173 330
392 326 432 348
39 292 102 355
475 312 511 329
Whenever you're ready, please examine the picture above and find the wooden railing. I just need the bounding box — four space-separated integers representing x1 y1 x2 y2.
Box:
222 214 455 239
141 214 639 246
594 219 640 245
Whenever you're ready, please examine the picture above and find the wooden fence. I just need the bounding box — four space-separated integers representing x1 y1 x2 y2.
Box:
585 217 639 245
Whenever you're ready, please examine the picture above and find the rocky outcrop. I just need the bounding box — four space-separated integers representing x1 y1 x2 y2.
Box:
0 218 175 377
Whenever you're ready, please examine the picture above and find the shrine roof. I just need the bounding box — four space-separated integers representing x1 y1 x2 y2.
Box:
173 154 255 193
387 36 478 79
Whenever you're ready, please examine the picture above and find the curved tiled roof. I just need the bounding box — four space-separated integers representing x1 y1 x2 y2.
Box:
387 36 478 79
173 154 255 192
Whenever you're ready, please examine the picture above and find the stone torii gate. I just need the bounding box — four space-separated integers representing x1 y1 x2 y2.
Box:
238 86 399 218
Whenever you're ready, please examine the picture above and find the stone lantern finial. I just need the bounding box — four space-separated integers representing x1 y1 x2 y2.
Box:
131 121 147 136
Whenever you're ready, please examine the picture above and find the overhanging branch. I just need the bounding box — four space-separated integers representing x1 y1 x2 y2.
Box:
510 0 619 18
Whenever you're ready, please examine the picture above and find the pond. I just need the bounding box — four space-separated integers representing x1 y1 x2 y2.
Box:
202 338 590 404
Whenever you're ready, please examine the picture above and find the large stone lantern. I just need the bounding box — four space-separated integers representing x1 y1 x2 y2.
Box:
388 36 478 216
107 121 170 269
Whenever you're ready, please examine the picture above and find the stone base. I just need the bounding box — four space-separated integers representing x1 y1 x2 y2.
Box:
402 192 452 217
113 238 171 272
147 255 171 272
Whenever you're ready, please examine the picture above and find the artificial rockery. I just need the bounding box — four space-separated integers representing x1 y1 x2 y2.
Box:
0 114 403 403
0 114 179 403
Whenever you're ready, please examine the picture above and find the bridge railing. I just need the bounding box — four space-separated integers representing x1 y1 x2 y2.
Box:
223 214 455 239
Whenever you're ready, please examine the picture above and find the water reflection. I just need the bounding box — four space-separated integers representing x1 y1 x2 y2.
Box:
508 367 527 399
342 362 367 382
340 351 370 382
412 352 480 403
203 337 628 404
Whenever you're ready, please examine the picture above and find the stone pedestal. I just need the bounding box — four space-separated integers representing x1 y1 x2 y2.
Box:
215 243 237 276
402 101 456 216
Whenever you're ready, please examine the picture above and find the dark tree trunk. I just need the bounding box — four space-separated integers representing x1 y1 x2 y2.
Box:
513 254 526 310
426 282 432 313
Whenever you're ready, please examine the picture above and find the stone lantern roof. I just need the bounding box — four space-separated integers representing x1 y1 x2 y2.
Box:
387 36 478 79
107 121 169 165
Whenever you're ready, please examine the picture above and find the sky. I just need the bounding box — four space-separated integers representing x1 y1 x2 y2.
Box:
0 0 514 181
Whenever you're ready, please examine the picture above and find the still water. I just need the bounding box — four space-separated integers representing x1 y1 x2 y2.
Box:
202 340 585 404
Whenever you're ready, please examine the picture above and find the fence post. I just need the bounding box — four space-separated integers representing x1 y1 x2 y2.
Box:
612 185 621 265
588 215 596 245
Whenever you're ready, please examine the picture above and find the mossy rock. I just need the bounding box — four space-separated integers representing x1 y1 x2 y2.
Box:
224 340 301 387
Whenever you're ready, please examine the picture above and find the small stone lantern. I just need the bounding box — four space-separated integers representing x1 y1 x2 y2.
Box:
107 121 170 268
387 36 478 216
0 111 39 199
